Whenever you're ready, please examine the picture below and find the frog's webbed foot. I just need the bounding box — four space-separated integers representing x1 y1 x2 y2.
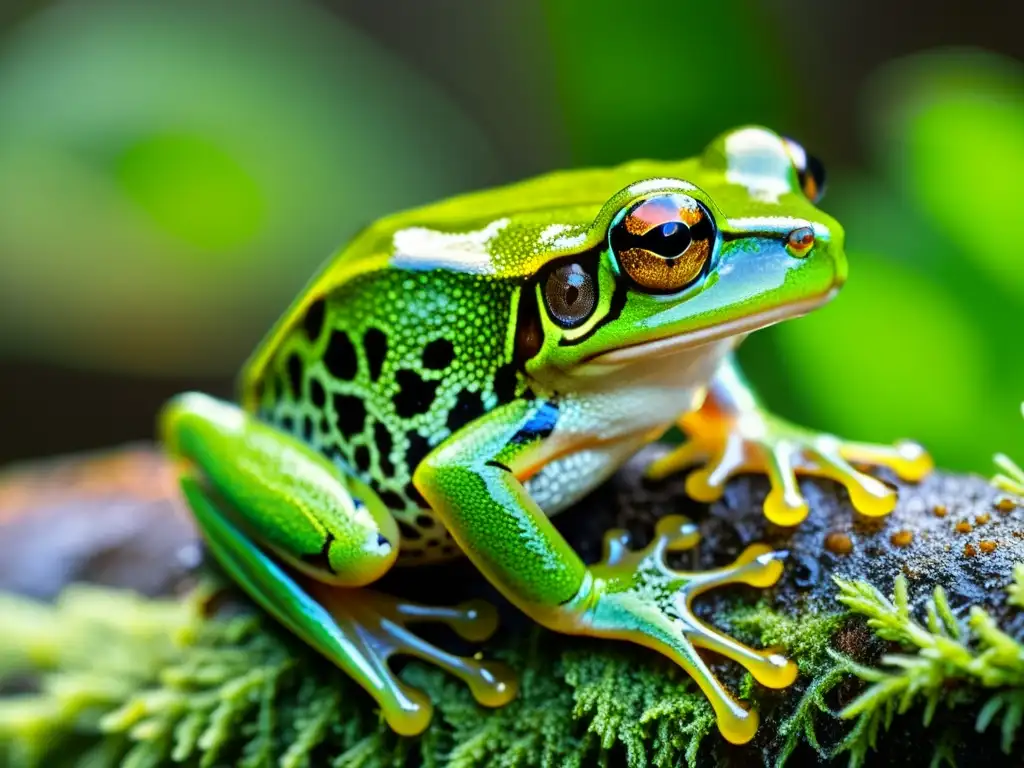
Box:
647 410 932 526
306 583 517 735
575 515 797 744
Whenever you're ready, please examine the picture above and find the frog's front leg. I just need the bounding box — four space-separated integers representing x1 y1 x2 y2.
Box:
161 393 515 735
647 355 933 525
415 399 796 744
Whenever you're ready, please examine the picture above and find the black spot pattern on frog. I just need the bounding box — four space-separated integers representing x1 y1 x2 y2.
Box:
493 362 518 403
286 353 304 399
332 393 366 439
422 338 455 370
447 389 485 433
251 269 527 562
373 421 395 477
394 370 439 418
404 480 427 508
303 298 326 344
405 430 431 469
324 332 358 381
354 445 371 473
364 327 387 382
397 519 422 541
379 489 406 511
309 378 326 409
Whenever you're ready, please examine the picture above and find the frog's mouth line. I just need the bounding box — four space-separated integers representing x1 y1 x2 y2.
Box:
583 290 837 367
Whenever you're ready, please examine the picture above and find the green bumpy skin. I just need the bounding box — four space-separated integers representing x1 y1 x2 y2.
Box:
161 126 933 743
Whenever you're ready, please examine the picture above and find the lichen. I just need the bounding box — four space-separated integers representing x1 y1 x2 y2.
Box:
828 575 1024 766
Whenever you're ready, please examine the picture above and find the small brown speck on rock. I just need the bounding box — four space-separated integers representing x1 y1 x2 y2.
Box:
964 542 978 557
995 496 1017 513
824 532 853 555
955 521 973 534
933 504 948 518
979 540 997 554
975 513 990 525
890 529 913 548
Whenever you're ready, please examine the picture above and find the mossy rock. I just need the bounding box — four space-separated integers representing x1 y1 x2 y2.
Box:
0 444 1022 767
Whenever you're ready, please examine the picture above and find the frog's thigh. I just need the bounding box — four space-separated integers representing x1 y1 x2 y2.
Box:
161 392 398 586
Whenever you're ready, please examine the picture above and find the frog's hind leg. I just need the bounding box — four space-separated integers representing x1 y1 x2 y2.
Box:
181 478 515 735
163 393 515 735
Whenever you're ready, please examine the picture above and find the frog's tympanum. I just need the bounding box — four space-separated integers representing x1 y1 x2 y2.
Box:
161 127 932 743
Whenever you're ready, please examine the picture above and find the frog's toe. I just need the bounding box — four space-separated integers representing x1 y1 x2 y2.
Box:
761 441 811 526
805 437 898 517
600 528 635 566
645 440 710 482
653 514 702 553
370 593 516 709
393 597 500 642
309 586 517 732
397 625 517 709
837 438 933 481
683 433 748 503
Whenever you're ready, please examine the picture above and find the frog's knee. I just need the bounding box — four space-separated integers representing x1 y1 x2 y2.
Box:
159 392 244 460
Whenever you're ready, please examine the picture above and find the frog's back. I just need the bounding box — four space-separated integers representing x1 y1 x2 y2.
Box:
239 158 699 559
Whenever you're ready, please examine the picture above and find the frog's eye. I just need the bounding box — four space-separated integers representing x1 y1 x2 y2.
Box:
543 262 597 328
782 137 827 203
610 194 715 294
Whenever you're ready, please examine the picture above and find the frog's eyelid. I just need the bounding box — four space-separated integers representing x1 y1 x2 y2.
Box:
725 217 831 241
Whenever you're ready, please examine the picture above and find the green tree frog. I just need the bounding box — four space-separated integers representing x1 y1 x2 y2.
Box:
161 127 932 744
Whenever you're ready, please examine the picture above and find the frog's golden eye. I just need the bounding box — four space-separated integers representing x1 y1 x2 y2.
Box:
782 137 827 203
543 262 597 328
610 194 715 294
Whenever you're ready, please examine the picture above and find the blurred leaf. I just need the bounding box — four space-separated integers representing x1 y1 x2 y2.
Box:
871 51 1024 296
0 0 498 375
116 134 265 253
541 0 794 165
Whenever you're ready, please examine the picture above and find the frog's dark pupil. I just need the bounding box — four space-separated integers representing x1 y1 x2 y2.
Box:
640 221 692 258
565 285 579 306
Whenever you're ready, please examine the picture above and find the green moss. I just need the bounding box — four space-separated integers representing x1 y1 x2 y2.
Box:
0 579 845 768
1 573 1020 768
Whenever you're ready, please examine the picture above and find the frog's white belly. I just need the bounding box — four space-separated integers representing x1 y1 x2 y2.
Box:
526 337 735 516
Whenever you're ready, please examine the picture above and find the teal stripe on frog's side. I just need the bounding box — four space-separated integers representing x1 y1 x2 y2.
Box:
249 266 536 562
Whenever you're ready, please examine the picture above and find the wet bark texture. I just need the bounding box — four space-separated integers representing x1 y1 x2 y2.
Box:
1 443 1021 765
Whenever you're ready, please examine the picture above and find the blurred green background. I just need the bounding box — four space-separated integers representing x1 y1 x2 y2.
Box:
0 0 1020 474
